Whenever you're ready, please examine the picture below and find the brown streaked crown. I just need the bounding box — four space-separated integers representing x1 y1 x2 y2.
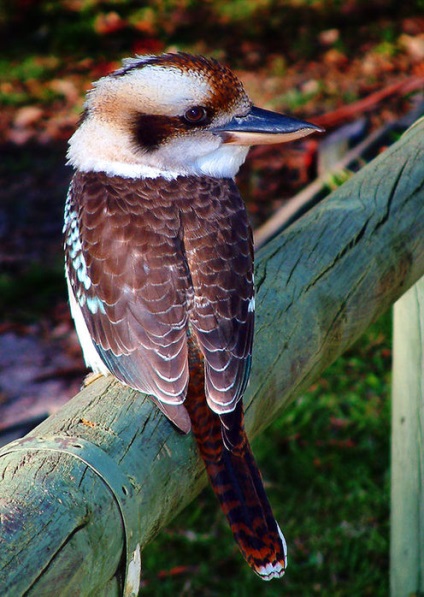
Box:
113 52 250 114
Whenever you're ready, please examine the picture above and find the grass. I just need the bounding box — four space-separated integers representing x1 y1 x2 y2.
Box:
141 312 391 596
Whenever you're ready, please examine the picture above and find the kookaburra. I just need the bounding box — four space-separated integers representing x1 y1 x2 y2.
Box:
64 52 322 581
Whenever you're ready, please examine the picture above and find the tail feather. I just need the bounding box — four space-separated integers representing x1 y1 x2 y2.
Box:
205 414 287 579
185 374 287 580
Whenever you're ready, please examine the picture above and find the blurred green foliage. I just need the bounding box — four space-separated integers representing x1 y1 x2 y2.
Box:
1 0 421 63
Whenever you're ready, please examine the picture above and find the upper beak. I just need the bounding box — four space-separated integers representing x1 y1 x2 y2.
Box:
212 106 324 146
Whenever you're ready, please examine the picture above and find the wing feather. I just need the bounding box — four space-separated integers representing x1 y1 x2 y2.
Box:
179 177 254 413
64 173 254 416
65 172 190 404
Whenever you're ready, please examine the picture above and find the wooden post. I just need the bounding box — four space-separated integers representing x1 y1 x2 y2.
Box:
391 276 424 596
0 118 423 596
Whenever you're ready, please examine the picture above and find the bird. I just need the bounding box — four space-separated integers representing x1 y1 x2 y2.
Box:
64 52 323 581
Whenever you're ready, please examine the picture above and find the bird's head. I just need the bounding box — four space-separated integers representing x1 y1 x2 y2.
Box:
68 52 323 179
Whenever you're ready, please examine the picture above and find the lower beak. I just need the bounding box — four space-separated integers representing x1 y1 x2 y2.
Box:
212 106 324 146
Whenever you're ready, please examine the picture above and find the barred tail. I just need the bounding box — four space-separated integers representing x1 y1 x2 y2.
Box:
209 422 287 580
185 384 287 580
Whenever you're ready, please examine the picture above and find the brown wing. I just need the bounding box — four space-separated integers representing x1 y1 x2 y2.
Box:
65 173 254 416
65 171 191 405
180 177 254 414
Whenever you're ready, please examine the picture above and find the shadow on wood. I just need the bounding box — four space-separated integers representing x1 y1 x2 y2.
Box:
1 118 423 596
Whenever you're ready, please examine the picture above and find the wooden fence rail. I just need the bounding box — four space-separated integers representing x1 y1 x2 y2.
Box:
391 276 424 596
1 118 423 596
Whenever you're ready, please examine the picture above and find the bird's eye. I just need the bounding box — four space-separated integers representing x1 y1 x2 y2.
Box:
183 106 208 124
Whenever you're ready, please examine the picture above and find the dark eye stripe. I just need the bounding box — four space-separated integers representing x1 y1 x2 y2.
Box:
133 107 214 152
133 114 181 151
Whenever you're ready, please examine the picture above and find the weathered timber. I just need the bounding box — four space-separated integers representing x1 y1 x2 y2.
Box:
1 118 423 596
391 277 424 597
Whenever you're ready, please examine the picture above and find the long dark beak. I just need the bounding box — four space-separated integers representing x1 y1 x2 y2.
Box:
212 106 324 146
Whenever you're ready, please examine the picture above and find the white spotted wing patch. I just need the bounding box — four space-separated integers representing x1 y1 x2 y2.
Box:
64 188 85 275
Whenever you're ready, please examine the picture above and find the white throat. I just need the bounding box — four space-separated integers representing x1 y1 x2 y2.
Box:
67 117 250 180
